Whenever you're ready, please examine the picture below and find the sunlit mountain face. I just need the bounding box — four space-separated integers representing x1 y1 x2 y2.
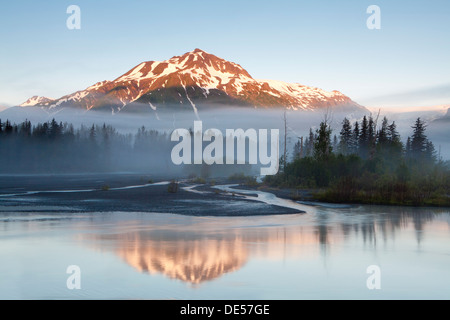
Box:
20 96 54 107
19 49 367 116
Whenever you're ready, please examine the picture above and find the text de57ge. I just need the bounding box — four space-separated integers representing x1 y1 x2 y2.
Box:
180 304 270 317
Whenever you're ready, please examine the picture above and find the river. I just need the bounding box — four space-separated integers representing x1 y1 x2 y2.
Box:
0 184 449 299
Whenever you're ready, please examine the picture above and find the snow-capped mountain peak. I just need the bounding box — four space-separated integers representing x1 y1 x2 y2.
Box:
19 49 367 115
20 96 54 107
115 49 253 92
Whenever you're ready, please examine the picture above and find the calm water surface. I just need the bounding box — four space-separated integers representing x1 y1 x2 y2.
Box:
0 196 449 299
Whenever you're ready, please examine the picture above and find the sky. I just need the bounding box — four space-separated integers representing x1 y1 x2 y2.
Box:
0 0 449 109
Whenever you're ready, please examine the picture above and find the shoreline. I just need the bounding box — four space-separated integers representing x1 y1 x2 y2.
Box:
1 174 448 215
245 184 450 209
0 174 304 216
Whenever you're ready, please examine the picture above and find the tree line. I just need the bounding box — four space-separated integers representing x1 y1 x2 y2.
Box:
267 115 449 206
0 118 174 173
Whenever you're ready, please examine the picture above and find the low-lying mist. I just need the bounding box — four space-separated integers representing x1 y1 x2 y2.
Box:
0 104 448 177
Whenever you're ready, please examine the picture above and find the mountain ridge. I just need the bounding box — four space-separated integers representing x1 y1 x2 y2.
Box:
19 49 368 115
20 96 54 107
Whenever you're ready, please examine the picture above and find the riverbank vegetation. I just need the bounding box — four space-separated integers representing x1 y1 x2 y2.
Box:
264 116 450 206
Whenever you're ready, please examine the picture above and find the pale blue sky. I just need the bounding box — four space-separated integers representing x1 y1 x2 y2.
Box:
0 0 449 108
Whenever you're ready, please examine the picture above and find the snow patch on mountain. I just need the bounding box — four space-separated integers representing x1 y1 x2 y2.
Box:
21 49 367 114
20 96 54 107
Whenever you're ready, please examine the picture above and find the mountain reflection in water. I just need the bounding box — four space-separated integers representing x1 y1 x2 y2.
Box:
80 206 449 285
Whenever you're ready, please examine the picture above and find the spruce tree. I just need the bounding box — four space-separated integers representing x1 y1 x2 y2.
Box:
410 118 427 158
304 137 310 157
89 124 97 145
367 116 376 158
50 118 61 138
388 121 400 143
339 118 352 155
306 128 315 157
387 121 402 159
314 121 332 161
293 139 301 160
359 116 369 158
405 137 412 159
377 117 389 147
351 121 360 154
5 120 13 134
425 140 436 164
332 134 338 153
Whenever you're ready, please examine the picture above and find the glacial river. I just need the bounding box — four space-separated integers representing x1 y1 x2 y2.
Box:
0 185 449 299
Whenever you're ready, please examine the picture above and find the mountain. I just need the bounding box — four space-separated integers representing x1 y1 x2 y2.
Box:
19 49 367 116
431 107 450 123
20 96 54 107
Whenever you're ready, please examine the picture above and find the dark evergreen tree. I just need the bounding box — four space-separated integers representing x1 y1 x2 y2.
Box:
339 118 352 155
19 120 32 137
359 116 369 158
332 134 338 153
89 124 96 143
49 118 62 138
303 137 310 157
425 140 437 164
367 116 376 158
410 118 427 158
387 121 403 160
42 122 49 137
5 120 13 134
377 117 389 147
314 121 332 161
351 121 360 154
293 139 302 160
388 121 400 144
305 128 315 157
405 137 412 159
